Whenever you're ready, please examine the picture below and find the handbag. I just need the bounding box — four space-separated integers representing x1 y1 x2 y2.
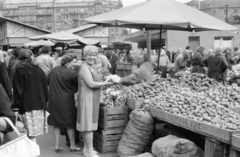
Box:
15 113 26 133
0 117 40 157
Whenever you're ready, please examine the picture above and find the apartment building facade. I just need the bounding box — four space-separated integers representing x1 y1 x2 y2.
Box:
1 0 123 41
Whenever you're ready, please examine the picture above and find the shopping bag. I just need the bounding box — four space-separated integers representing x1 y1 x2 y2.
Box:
0 117 40 157
15 113 26 133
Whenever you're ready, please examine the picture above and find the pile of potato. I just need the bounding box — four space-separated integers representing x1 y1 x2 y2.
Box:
175 73 220 92
205 84 240 108
126 78 178 99
146 86 240 130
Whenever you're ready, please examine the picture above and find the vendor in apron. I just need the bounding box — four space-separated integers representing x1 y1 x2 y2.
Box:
120 49 154 85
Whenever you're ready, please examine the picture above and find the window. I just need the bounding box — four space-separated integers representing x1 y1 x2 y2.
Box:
64 8 68 13
9 10 14 14
47 9 52 13
214 37 233 49
212 10 216 16
63 15 68 19
57 15 61 20
56 8 60 13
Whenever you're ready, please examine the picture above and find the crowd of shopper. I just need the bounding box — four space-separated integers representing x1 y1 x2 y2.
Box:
0 44 240 156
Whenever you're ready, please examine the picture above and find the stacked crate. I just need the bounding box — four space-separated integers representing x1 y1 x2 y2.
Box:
116 63 132 77
93 106 128 154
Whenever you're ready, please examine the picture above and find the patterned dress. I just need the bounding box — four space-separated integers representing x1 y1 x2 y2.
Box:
76 65 102 131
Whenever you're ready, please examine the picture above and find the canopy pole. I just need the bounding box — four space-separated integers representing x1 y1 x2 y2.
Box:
146 30 151 63
157 25 163 74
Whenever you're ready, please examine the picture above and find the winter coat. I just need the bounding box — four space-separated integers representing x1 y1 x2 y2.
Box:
191 51 205 74
203 54 228 82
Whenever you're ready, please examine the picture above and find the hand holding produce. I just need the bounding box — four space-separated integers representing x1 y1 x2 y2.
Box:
105 75 121 83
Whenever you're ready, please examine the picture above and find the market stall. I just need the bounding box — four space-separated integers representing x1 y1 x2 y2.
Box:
98 71 240 157
124 72 240 157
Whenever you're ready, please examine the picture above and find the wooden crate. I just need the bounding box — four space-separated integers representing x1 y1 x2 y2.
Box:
116 63 125 70
116 71 124 77
124 63 132 71
146 106 240 144
98 106 128 130
93 128 124 154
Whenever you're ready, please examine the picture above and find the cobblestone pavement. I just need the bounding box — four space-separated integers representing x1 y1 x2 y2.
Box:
37 127 117 157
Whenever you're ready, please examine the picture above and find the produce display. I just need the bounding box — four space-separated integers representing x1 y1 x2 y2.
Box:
123 72 240 130
126 77 178 99
100 85 127 108
145 86 240 130
175 72 220 92
206 85 240 108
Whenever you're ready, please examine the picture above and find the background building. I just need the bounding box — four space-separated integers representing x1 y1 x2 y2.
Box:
187 0 240 24
0 0 124 41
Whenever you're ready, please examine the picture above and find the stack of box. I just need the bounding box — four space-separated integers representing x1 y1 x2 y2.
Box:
93 106 128 154
116 63 132 77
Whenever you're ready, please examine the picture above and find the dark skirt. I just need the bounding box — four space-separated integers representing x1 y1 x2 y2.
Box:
192 65 205 74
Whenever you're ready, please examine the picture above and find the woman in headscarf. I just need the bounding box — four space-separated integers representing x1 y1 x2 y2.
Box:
203 47 228 83
77 45 113 157
12 49 48 143
48 54 79 152
191 46 206 74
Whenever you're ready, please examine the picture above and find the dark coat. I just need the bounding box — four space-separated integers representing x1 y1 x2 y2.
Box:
203 54 228 82
109 54 119 74
0 61 12 101
0 84 15 134
191 51 205 74
7 57 18 85
12 66 48 114
47 66 78 128
166 50 171 61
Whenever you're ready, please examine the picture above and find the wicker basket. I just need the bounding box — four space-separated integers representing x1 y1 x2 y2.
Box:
126 98 145 110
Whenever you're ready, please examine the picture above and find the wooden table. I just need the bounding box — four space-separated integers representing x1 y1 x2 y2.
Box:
146 106 240 157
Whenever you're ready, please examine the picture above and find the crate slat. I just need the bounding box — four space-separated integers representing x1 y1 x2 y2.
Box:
94 129 122 154
93 141 118 154
98 107 128 130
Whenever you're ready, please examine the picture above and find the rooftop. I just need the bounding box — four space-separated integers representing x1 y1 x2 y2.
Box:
4 0 54 4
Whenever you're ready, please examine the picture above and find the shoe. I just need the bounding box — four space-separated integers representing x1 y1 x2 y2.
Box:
85 150 99 157
55 147 63 153
83 148 98 155
70 146 81 152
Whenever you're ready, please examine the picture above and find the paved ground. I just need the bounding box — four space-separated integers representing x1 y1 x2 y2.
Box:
37 126 117 157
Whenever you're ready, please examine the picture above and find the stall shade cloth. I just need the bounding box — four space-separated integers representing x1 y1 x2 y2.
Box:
29 31 100 45
24 40 55 47
85 0 238 32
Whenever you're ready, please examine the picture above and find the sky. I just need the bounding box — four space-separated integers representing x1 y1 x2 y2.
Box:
122 0 192 7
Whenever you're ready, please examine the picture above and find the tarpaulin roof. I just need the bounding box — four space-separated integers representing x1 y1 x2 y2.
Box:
85 0 239 32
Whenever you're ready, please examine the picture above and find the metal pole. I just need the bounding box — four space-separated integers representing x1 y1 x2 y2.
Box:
146 30 151 63
224 3 229 23
156 25 162 74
